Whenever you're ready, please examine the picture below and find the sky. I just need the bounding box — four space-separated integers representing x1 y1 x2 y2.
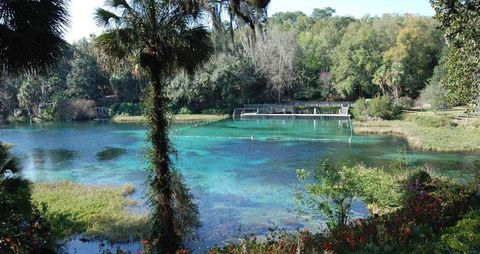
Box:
65 0 436 42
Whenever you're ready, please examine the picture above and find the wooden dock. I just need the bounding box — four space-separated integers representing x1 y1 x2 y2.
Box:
231 102 353 142
240 113 351 119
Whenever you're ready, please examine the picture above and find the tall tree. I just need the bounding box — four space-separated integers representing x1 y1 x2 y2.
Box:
201 0 229 51
331 18 387 98
430 0 480 105
0 0 69 75
245 27 299 101
94 1 212 253
380 15 443 98
310 7 335 21
66 40 108 100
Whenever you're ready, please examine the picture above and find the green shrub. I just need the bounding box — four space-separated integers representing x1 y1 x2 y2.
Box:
352 98 368 119
441 210 480 252
367 96 393 120
68 99 96 121
178 107 192 115
109 102 143 116
406 115 457 128
420 82 449 113
397 97 414 109
296 160 362 231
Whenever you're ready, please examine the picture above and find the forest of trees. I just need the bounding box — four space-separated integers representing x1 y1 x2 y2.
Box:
0 5 476 120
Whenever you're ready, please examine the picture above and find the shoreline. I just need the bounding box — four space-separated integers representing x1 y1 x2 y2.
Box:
0 114 230 125
353 119 480 152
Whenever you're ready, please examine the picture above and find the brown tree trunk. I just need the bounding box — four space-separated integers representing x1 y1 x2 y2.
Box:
209 4 227 52
148 65 179 254
229 11 235 50
254 8 263 41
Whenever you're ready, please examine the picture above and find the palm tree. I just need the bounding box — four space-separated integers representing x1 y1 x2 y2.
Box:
0 0 69 74
95 1 212 253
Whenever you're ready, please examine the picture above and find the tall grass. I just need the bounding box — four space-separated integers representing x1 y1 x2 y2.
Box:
354 114 480 151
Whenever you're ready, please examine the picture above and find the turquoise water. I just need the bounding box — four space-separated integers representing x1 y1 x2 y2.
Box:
0 119 478 252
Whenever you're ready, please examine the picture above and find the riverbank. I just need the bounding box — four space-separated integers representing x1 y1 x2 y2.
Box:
111 114 230 123
31 182 147 242
353 110 480 152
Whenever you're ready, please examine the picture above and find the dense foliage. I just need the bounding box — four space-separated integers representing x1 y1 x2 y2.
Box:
0 143 55 253
352 97 400 120
430 0 480 106
1 8 452 120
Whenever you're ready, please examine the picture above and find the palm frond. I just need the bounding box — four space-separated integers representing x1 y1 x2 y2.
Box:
95 28 137 61
0 143 20 176
107 0 130 9
175 26 214 74
0 0 69 74
95 8 120 28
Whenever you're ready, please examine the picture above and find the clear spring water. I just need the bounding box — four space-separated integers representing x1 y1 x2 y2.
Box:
0 119 478 253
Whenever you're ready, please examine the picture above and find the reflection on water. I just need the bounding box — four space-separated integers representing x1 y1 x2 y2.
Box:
0 120 478 253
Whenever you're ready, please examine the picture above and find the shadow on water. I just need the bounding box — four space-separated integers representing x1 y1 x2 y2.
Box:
30 148 77 168
96 147 127 161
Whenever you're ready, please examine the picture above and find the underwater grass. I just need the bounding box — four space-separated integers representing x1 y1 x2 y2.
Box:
31 182 147 243
354 113 480 152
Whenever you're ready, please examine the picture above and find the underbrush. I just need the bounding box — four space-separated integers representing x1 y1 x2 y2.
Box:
405 114 457 128
208 164 480 254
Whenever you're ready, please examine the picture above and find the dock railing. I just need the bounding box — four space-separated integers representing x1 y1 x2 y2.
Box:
233 102 351 118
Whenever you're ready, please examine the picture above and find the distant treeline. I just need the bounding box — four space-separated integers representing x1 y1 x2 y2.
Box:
0 8 450 120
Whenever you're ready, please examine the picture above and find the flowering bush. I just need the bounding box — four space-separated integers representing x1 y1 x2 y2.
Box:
303 170 479 253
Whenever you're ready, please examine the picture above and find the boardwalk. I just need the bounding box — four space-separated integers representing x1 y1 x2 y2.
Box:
232 103 353 142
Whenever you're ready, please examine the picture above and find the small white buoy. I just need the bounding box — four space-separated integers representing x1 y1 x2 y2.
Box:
250 136 254 141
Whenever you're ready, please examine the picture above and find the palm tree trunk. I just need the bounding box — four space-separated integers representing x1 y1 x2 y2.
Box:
148 65 179 254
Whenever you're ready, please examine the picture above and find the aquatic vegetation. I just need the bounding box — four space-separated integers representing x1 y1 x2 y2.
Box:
31 182 147 242
33 148 77 164
96 147 127 161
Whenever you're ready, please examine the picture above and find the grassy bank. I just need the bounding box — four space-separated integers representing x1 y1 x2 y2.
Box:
353 111 480 151
111 114 229 123
31 182 147 242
